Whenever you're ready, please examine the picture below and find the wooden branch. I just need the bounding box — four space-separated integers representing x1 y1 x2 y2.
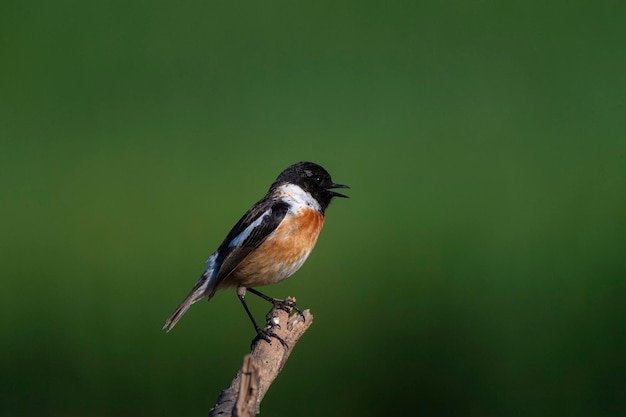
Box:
208 298 313 417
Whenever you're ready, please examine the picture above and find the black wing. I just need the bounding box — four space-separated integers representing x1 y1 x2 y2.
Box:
213 198 290 284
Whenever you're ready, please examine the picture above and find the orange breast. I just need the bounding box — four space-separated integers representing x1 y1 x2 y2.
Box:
230 208 325 287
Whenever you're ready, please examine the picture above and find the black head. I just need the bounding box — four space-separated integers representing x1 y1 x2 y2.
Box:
271 161 349 212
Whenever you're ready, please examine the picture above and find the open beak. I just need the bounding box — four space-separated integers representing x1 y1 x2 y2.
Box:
329 183 350 198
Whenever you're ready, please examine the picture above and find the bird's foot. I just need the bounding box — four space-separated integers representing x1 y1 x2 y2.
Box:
266 298 306 322
246 288 306 322
250 326 289 350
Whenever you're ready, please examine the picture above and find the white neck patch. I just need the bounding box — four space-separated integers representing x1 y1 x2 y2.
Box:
275 183 321 212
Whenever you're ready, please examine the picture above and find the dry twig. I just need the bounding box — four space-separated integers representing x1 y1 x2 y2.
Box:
208 298 313 417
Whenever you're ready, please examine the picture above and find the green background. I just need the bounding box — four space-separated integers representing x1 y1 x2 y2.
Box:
2 1 625 416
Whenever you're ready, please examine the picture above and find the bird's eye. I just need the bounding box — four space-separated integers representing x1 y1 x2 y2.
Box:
313 175 323 185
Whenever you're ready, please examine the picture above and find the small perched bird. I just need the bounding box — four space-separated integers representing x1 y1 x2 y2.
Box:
163 161 349 343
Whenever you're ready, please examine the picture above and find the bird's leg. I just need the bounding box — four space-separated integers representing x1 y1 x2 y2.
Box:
237 287 288 349
246 287 306 322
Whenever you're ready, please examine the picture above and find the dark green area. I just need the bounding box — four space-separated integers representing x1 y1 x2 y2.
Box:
2 1 625 416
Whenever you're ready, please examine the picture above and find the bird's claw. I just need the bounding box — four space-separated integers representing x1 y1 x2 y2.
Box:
250 327 289 350
266 299 306 322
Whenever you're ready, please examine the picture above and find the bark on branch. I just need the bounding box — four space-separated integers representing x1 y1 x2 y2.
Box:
208 297 313 417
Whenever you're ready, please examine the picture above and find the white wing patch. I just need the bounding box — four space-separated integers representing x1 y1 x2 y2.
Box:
275 184 321 213
205 252 218 274
227 208 272 248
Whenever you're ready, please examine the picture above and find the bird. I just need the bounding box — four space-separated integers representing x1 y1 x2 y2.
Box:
163 161 349 343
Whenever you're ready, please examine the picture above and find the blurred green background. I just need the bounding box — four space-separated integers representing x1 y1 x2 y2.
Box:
2 1 625 416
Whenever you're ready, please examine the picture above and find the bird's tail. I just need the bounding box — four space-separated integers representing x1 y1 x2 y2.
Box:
162 271 216 332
